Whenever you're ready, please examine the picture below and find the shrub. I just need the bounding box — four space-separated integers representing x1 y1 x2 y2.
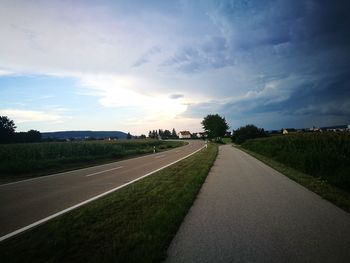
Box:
232 124 268 144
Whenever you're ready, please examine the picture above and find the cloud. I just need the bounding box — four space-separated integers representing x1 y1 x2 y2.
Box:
0 1 178 76
185 68 350 129
0 69 14 76
0 108 64 123
132 46 161 67
1 0 350 132
77 74 188 120
169 94 184 99
292 101 350 117
162 36 234 73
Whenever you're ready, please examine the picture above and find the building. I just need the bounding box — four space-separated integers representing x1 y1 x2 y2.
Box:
282 128 297 135
320 125 349 132
309 126 322 132
178 131 191 139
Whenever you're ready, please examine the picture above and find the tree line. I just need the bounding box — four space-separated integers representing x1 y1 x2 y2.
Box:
148 128 178 140
0 116 41 144
201 114 267 143
1 113 268 145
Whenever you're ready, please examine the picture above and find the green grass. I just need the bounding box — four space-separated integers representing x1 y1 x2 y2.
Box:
242 133 350 192
0 140 185 183
238 145 350 213
0 144 218 263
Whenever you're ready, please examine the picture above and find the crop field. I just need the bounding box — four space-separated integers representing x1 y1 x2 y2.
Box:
242 133 350 192
0 140 185 182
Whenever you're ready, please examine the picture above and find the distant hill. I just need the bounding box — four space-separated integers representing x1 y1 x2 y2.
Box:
42 131 128 140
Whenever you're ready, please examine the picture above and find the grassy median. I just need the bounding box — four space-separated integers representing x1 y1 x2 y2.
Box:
0 144 218 263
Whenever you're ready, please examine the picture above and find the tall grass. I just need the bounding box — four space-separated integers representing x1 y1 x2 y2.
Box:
242 133 350 192
0 140 185 178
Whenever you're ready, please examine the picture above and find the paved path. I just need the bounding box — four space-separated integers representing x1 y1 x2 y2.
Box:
0 140 204 240
166 145 350 263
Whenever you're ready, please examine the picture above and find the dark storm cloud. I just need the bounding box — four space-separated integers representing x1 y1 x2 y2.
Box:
182 0 350 129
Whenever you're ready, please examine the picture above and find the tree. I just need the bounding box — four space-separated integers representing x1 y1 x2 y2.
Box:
25 130 42 142
15 130 41 143
0 116 16 143
171 128 178 139
231 124 268 144
162 129 171 140
201 114 229 141
126 132 132 140
158 129 163 139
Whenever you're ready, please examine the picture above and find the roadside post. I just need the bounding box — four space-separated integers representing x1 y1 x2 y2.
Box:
153 146 156 153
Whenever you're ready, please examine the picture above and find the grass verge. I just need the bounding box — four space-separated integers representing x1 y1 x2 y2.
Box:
237 145 350 213
0 144 218 263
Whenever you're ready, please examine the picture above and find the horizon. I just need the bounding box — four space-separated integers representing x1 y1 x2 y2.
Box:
40 122 350 136
1 1 349 134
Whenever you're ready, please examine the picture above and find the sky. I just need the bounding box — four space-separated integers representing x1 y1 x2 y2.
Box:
0 0 349 134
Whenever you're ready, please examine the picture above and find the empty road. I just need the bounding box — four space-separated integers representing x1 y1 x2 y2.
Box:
167 144 350 263
0 140 204 240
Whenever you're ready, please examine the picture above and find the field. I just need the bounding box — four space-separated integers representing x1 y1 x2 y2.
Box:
0 144 218 263
0 140 185 183
242 133 350 192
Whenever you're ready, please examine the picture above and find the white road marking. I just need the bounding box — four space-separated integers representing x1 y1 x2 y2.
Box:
0 144 205 242
154 155 166 159
85 166 123 177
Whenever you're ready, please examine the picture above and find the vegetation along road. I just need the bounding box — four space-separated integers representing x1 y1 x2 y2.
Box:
0 140 205 240
166 144 350 263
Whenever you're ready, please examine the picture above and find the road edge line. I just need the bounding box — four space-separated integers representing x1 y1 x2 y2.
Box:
0 145 205 242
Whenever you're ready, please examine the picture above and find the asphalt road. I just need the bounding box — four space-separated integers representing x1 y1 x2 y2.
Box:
0 140 204 240
167 144 350 263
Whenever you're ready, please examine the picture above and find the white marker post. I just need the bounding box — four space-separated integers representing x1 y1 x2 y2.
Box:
153 146 156 153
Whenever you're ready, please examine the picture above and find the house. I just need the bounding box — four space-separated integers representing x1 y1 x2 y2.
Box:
309 126 321 132
191 132 205 138
282 128 297 135
320 125 348 132
178 131 191 139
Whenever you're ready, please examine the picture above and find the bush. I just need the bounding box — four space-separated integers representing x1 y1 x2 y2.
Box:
232 124 268 144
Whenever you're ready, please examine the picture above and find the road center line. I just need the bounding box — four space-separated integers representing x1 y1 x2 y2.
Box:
85 166 124 177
